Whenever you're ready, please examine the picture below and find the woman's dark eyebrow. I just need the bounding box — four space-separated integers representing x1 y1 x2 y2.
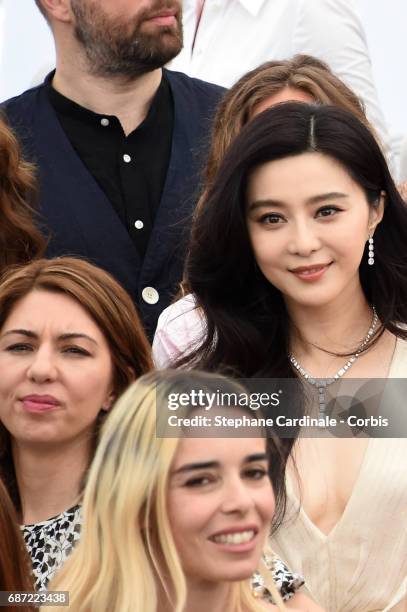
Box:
0 329 97 344
306 192 348 205
249 199 284 210
0 328 37 339
58 333 97 345
173 461 219 474
245 453 268 463
173 453 268 475
249 192 348 210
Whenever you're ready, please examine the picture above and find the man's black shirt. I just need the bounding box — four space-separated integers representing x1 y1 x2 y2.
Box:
47 75 174 259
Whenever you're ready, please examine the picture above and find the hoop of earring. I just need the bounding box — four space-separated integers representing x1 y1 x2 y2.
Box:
368 234 374 266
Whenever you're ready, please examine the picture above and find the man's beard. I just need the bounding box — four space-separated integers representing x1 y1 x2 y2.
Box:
71 0 183 79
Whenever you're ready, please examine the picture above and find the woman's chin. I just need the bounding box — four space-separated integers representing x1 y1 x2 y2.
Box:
284 291 337 311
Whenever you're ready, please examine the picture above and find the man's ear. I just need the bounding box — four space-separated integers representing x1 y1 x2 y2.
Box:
368 190 385 234
39 0 73 23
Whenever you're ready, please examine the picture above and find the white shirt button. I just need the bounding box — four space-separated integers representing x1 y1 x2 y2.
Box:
142 287 159 305
123 154 132 163
100 118 110 127
134 220 144 230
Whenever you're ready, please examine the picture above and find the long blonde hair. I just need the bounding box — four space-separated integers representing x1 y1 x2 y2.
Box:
46 371 283 612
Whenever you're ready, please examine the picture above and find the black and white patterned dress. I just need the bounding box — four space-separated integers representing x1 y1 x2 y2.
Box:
21 505 82 591
252 551 305 603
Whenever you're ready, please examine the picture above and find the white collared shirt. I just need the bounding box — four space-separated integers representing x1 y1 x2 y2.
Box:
170 0 393 166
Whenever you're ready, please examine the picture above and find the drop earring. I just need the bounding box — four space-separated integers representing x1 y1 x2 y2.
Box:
368 234 374 266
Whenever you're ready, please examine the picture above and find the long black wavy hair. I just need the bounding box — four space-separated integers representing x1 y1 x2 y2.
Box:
181 103 407 377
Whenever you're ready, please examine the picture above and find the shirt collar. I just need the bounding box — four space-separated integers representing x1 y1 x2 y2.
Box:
44 70 170 134
238 0 266 17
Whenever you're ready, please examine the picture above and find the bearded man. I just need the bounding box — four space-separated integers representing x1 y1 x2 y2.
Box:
2 0 222 338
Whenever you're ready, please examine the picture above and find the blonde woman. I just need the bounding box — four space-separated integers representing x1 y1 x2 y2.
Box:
46 371 322 612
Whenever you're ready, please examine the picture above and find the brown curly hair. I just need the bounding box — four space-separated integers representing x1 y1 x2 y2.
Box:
0 117 45 270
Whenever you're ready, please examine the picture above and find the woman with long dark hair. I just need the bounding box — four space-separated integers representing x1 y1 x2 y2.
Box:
153 104 407 611
156 54 392 352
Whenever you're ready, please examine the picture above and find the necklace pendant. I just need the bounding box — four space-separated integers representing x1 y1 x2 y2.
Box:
317 383 326 420
289 304 378 428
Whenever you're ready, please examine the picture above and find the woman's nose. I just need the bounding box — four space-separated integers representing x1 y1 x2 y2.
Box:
220 477 255 515
287 222 322 256
27 348 57 383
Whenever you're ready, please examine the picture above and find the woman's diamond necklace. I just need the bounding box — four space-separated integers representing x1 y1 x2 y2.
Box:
289 307 378 417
